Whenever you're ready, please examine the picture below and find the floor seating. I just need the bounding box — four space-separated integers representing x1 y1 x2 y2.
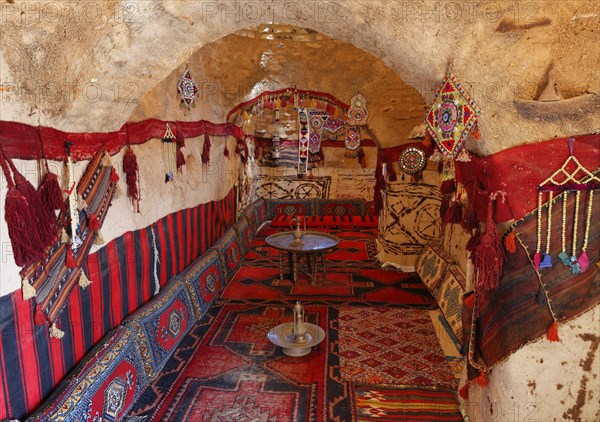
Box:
28 197 374 420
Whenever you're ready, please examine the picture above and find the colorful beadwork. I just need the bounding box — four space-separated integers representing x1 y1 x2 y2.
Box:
347 94 368 126
399 147 427 174
177 66 199 110
297 109 309 175
345 126 360 151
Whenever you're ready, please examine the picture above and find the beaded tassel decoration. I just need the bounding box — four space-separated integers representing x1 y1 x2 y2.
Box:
534 191 543 269
539 191 554 268
163 123 177 182
579 191 593 271
557 192 571 266
569 191 582 273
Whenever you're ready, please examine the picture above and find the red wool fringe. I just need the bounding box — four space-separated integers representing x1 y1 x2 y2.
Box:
387 162 397 182
176 148 186 171
444 201 463 225
440 196 450 222
464 293 475 309
472 198 504 290
458 383 470 399
461 207 479 231
202 135 211 163
357 148 366 169
466 230 482 252
39 171 64 211
110 167 119 183
123 147 140 212
547 321 561 342
87 213 99 231
65 248 77 268
176 132 186 148
504 231 517 253
440 179 456 195
475 370 488 387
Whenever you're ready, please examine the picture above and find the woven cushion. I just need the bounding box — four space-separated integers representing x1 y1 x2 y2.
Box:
211 228 243 280
243 199 268 233
315 199 367 216
266 199 314 219
270 215 378 229
232 215 253 256
121 279 196 376
29 327 147 422
435 266 466 342
415 242 454 297
178 249 225 318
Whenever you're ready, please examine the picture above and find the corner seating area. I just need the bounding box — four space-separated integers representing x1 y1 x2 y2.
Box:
28 198 377 421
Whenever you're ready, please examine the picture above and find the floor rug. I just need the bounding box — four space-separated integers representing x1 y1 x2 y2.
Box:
355 386 463 422
126 301 352 421
338 308 457 389
221 267 435 307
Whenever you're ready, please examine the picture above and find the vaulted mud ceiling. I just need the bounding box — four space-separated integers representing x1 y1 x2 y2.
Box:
1 0 599 153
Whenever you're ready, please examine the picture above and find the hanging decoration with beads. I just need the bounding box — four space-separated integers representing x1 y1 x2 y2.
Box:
425 66 480 177
533 138 600 273
162 123 177 182
177 65 199 110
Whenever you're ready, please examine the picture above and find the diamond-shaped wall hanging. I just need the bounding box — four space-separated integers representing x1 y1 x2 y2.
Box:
177 65 199 110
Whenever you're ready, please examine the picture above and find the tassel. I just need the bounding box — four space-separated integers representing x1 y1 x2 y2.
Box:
110 167 119 183
49 323 65 339
22 278 37 300
87 213 100 231
224 145 230 158
35 306 47 326
387 163 397 182
422 133 432 147
65 248 77 268
546 321 560 342
444 200 463 225
472 198 504 291
440 196 450 223
95 231 105 245
176 132 186 148
470 125 481 141
475 370 488 387
458 383 469 400
539 253 552 268
570 256 582 274
39 171 63 211
533 252 541 269
461 207 479 231
558 251 571 266
456 148 471 162
357 148 366 169
466 230 481 252
504 231 516 254
440 179 456 195
78 270 92 289
579 251 589 272
202 135 211 163
464 293 475 309
176 148 186 171
102 151 112 166
61 227 70 244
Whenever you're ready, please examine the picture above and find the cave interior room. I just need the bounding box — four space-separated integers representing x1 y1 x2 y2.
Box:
0 1 599 421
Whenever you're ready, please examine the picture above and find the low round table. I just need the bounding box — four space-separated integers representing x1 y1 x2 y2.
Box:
265 231 340 285
267 322 326 357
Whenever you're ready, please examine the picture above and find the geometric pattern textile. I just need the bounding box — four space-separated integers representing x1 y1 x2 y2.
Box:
378 183 442 267
355 386 463 421
210 228 243 281
435 266 466 343
254 175 332 200
338 307 457 389
178 249 225 319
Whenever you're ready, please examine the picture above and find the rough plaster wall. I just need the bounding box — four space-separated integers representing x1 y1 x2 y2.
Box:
463 304 600 422
0 135 237 296
1 1 598 153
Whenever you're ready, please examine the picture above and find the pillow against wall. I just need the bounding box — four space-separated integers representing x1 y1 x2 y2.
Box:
178 249 225 318
315 199 367 216
266 199 315 219
232 215 254 257
28 327 148 422
435 265 466 343
210 228 243 281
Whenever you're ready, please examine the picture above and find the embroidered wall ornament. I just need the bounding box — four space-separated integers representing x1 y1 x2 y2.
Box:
177 66 199 110
308 110 328 153
399 147 427 175
345 126 360 151
347 93 368 126
425 68 480 160
297 109 310 175
162 124 177 182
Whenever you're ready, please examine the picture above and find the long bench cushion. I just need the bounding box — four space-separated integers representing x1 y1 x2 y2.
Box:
28 327 147 422
434 265 466 342
178 249 225 318
270 215 378 229
232 215 254 257
314 199 367 216
266 199 315 219
243 199 268 233
121 278 196 377
210 228 244 280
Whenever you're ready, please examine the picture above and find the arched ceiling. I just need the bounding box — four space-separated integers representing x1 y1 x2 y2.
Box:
1 0 598 154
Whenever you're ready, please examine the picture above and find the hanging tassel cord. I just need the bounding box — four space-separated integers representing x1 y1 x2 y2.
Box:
558 192 570 266
579 191 593 271
123 146 141 212
202 134 211 164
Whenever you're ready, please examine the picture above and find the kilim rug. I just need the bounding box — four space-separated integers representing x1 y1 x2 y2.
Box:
127 301 458 421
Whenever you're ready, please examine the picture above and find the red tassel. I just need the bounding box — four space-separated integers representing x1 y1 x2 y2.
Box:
459 383 470 400
444 200 463 225
475 370 488 387
464 293 475 309
176 131 186 148
176 148 186 171
87 213 99 231
65 248 77 268
123 147 140 212
466 230 482 252
440 196 450 222
110 167 119 183
387 163 397 182
202 135 211 163
471 198 504 290
470 125 481 141
39 171 64 211
357 148 366 169
422 133 432 148
504 231 516 254
547 321 560 342
224 145 230 158
440 179 456 195
461 207 479 231
533 252 541 269
35 306 47 326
